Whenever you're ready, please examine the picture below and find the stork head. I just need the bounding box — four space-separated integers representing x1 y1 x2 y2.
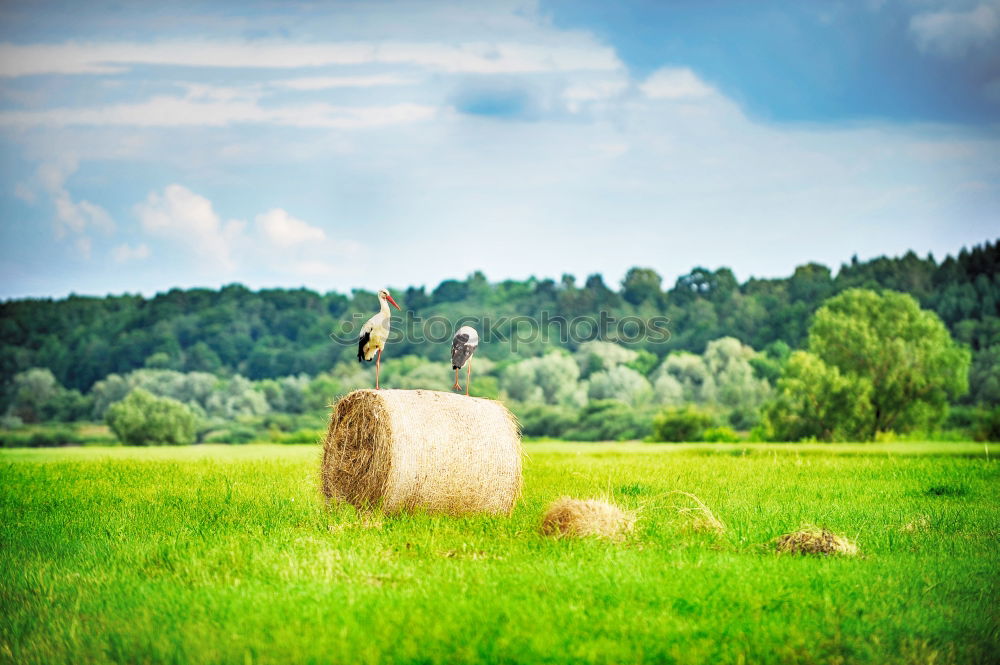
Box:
378 288 401 310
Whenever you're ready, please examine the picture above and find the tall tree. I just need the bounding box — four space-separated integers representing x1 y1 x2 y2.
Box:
621 268 663 306
760 351 872 442
766 289 970 440
105 389 197 445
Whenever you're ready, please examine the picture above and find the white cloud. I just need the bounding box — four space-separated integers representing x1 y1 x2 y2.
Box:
564 79 628 101
1 4 996 298
256 208 326 247
13 182 36 204
909 2 1000 57
0 42 371 77
52 195 114 236
0 96 437 129
274 75 417 90
37 158 75 196
30 157 114 255
112 242 151 263
374 41 620 74
288 259 366 278
0 19 622 133
253 209 361 269
591 142 629 158
0 40 621 78
131 185 363 281
135 184 245 269
181 82 261 103
563 78 629 112
75 235 92 259
640 68 715 101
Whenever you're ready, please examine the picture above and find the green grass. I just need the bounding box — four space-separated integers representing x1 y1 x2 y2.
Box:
2 443 998 665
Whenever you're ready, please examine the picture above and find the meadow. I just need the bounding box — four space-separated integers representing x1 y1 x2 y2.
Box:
1 442 998 664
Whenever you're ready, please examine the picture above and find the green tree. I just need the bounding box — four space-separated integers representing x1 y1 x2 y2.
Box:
574 341 637 377
749 341 790 384
500 352 584 406
43 389 93 422
257 374 310 413
431 279 469 304
763 289 970 441
626 349 659 376
105 389 197 445
395 363 452 391
788 263 834 303
587 366 653 406
304 373 344 411
654 352 716 402
204 376 270 419
967 345 1000 405
652 374 684 405
809 289 970 437
621 268 662 306
184 342 223 373
89 373 131 419
703 337 771 428
8 368 64 423
1 242 996 403
467 374 500 399
649 405 715 442
513 404 580 438
564 400 654 441
499 361 543 403
759 351 872 441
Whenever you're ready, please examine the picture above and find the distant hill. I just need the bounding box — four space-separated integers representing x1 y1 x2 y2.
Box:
1 240 997 393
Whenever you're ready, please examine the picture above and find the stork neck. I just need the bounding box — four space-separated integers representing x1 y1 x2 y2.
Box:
379 298 391 316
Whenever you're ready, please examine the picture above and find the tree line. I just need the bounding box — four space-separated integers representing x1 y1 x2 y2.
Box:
0 241 997 443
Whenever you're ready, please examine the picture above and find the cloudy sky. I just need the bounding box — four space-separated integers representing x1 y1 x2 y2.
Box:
0 0 997 299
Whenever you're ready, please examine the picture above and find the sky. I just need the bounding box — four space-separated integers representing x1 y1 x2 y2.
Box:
0 0 997 300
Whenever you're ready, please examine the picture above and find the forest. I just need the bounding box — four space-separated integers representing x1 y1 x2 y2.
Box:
1 240 997 443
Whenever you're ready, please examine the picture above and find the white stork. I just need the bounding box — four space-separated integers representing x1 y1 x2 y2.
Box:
358 288 401 389
451 326 479 396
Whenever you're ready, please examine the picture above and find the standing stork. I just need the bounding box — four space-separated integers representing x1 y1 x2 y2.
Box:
450 326 479 396
358 288 401 389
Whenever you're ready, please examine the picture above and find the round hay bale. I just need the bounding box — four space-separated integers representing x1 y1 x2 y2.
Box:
774 526 858 556
540 496 636 540
321 389 522 515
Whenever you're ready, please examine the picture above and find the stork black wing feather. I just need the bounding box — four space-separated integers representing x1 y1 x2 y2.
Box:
358 330 371 362
451 333 472 369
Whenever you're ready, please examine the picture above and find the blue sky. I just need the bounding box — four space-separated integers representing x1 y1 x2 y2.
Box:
0 0 997 299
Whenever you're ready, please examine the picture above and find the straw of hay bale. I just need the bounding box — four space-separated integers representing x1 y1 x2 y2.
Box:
540 496 636 540
321 389 522 515
774 526 858 556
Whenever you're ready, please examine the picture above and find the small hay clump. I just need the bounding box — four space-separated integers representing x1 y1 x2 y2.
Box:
902 515 931 533
321 389 522 515
540 496 636 540
774 526 858 556
670 490 726 534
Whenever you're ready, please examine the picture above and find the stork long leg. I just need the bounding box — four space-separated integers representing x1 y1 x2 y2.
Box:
375 348 382 390
466 357 472 396
453 368 461 391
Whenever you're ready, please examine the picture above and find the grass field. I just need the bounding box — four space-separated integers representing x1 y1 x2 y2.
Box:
1 442 998 664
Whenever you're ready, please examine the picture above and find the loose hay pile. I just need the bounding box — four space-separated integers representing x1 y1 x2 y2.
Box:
774 526 858 556
670 490 727 534
321 389 522 515
540 497 636 540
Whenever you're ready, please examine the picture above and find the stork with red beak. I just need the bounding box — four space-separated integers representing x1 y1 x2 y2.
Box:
358 288 401 389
